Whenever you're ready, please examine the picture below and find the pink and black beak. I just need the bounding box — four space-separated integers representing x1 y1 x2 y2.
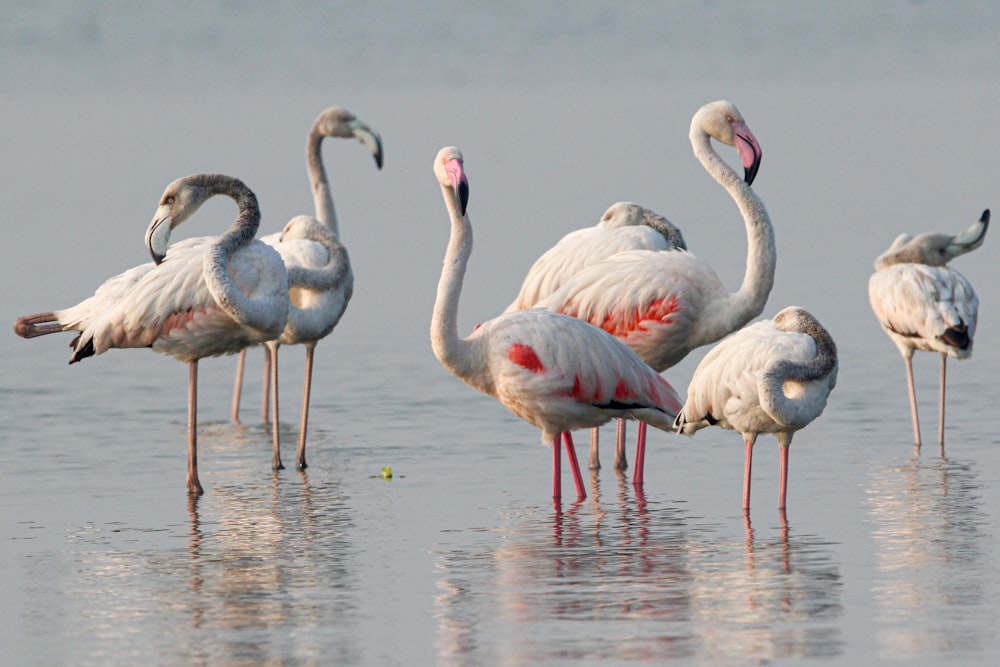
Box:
445 157 470 215
732 121 763 186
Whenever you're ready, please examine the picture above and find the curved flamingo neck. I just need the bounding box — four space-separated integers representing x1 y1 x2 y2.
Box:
307 126 339 237
431 181 480 381
691 127 776 335
201 178 285 336
760 316 837 426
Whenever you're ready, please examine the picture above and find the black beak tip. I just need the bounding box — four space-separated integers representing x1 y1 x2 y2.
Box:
458 181 470 216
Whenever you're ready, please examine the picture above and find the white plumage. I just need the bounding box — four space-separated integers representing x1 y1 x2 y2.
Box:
675 306 838 512
868 209 989 449
430 147 683 502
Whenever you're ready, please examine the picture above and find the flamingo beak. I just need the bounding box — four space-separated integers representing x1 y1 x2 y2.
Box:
445 158 469 215
352 121 384 170
732 121 763 186
145 214 173 264
948 209 990 257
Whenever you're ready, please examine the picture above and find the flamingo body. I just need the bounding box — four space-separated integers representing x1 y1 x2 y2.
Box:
675 306 838 511
868 209 989 447
430 147 683 502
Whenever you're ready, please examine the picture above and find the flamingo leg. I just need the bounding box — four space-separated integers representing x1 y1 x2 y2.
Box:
742 439 754 510
632 422 647 487
588 427 601 471
269 345 284 471
261 346 272 423
552 435 562 501
563 432 587 501
614 419 628 471
778 445 790 510
296 344 315 470
904 354 922 448
938 353 947 449
231 349 246 424
187 361 204 496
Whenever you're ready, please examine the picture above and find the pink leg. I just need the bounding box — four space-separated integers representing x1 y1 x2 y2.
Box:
187 361 204 496
296 344 315 470
904 355 921 447
231 349 246 424
938 353 947 450
269 345 284 471
563 432 587 501
588 427 601 471
261 346 272 423
632 422 648 486
778 445 790 510
614 419 628 471
742 439 754 510
552 435 562 501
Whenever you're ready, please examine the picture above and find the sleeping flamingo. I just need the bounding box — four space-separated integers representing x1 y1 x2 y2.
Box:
17 174 289 495
674 306 838 512
230 107 383 471
538 100 774 485
868 209 989 449
430 146 684 502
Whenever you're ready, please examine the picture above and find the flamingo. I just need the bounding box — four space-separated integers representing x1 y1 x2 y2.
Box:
868 209 989 449
538 100 774 484
17 174 289 495
230 107 383 472
429 146 684 502
502 201 687 472
674 306 838 512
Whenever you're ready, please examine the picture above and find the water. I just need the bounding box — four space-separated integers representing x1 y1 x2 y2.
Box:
4 2 1000 664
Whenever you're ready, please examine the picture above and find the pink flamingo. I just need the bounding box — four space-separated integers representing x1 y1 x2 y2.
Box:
868 209 989 449
674 306 838 512
16 174 289 495
230 107 383 471
430 147 683 502
538 100 774 485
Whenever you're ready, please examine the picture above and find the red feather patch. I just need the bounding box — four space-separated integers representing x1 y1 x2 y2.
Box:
508 343 545 373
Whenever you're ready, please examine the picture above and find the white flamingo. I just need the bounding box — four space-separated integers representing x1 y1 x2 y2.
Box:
17 174 289 495
868 210 989 449
230 107 383 472
538 100 773 484
674 306 838 512
430 147 684 502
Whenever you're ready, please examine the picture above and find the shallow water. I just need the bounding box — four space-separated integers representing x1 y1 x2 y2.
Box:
4 3 1000 665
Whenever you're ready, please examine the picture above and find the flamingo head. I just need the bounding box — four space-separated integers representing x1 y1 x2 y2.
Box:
694 100 763 186
875 209 990 269
314 106 384 170
145 174 233 264
434 146 469 215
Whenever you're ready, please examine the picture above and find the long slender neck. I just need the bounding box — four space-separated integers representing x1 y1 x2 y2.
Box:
307 126 339 237
430 183 479 380
202 178 286 336
691 129 776 333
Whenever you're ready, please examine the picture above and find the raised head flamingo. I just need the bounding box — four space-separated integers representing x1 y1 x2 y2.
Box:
229 107 383 472
430 147 683 502
538 100 774 484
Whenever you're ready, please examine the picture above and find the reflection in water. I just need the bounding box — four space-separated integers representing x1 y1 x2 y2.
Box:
867 452 991 661
433 475 843 664
59 464 359 664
